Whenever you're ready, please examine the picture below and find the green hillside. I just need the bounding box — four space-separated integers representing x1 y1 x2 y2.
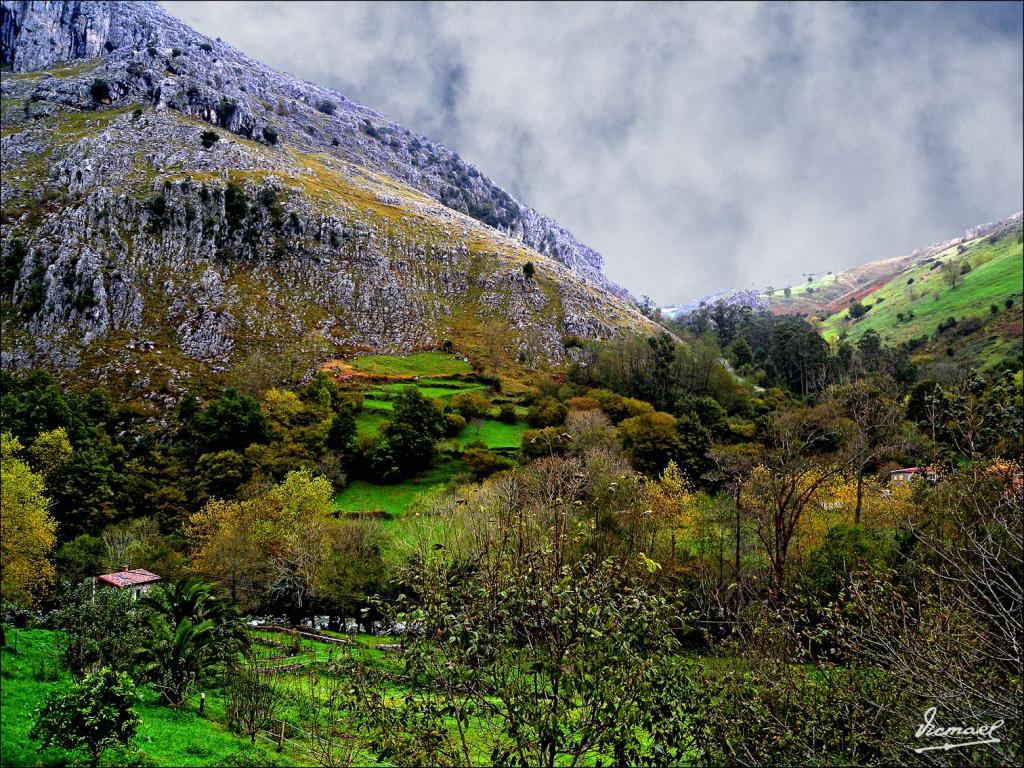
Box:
765 217 1019 346
820 230 1021 336
780 221 1024 371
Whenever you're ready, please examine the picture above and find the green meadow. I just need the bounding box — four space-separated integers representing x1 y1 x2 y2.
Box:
333 459 469 516
335 352 528 519
349 352 472 376
820 234 1023 347
0 630 294 767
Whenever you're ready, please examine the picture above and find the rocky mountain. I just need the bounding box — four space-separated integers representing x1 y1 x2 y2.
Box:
662 288 769 319
0 0 651 399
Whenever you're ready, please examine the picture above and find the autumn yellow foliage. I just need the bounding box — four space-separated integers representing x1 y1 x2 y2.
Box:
186 468 336 609
1 432 57 605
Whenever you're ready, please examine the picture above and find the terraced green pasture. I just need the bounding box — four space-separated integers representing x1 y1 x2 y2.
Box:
332 459 468 516
350 352 472 376
451 419 529 450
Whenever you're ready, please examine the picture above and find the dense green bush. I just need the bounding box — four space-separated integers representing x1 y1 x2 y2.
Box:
462 442 515 479
144 193 169 232
450 391 491 420
194 388 269 453
590 389 654 424
618 411 681 475
847 301 871 319
497 403 519 423
223 182 249 229
526 397 566 428
443 412 466 437
31 667 141 766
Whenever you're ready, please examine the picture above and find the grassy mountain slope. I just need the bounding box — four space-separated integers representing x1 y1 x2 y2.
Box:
818 232 1022 341
763 214 1023 370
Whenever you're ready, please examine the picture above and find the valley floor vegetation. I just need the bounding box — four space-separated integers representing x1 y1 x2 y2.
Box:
1 312 1021 767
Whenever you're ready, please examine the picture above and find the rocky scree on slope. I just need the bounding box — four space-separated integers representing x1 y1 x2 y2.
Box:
0 0 625 297
0 10 654 400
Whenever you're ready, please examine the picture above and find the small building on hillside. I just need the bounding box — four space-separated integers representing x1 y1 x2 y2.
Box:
888 467 938 485
94 567 161 600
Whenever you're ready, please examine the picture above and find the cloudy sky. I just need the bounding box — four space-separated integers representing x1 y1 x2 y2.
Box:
163 1 1023 304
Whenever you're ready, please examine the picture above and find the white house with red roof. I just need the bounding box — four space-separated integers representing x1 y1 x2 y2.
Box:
94 567 161 600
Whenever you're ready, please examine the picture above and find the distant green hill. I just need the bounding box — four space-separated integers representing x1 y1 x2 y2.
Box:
764 214 1023 372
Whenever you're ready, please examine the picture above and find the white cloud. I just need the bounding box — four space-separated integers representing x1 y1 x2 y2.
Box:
162 0 1023 303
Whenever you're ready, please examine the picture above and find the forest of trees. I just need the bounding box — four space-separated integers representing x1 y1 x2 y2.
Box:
1 300 1021 766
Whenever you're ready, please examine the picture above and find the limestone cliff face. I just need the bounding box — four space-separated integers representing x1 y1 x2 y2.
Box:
1 1 114 70
1 2 653 396
1 0 627 293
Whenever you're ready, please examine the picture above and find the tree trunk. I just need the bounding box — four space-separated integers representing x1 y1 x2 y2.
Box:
854 462 865 525
769 556 786 604
734 495 742 582
770 516 786 605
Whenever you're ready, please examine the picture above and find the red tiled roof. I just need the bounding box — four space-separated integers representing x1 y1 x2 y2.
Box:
96 569 161 588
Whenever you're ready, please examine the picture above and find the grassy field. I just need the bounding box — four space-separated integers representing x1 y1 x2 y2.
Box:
0 630 294 767
341 361 526 517
355 409 389 436
819 233 1023 347
451 419 528 450
1 631 69 768
333 458 468 516
370 380 488 399
361 380 488 414
349 352 472 376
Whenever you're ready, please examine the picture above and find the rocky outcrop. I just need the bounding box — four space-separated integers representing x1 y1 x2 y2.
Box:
0 0 631 299
1 1 112 71
0 99 654 393
663 288 770 318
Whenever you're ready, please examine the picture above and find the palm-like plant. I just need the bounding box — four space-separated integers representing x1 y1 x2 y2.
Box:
138 579 248 706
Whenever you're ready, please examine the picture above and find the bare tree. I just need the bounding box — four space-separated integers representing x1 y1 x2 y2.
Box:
841 462 1023 766
708 443 761 607
101 518 158 571
224 657 283 744
303 653 364 768
479 318 509 378
741 406 850 600
828 377 906 524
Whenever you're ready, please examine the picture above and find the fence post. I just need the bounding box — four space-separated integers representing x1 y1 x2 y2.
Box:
199 692 205 715
278 719 285 752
